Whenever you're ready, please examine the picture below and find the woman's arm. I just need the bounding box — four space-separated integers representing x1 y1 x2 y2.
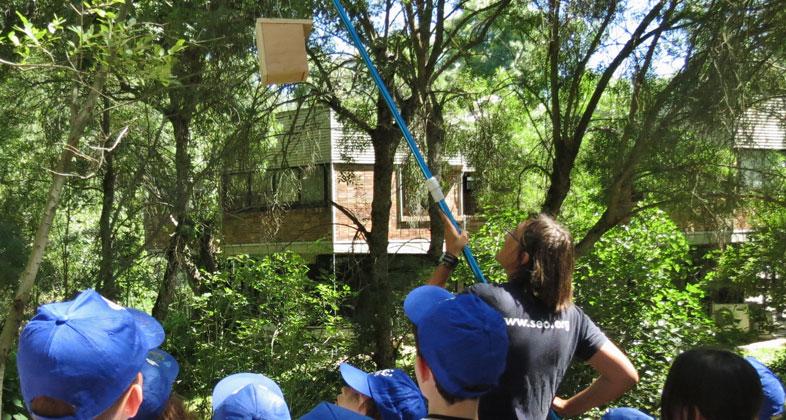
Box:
551 341 639 417
427 212 469 287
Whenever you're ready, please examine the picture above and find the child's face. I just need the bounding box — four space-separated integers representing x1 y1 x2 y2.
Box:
336 385 369 415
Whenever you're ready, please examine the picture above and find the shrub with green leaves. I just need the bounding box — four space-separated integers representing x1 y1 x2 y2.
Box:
704 206 786 314
163 253 353 416
564 210 715 413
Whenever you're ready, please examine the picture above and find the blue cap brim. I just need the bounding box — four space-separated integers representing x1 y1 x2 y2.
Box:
339 363 371 397
301 402 372 420
404 286 454 325
601 407 654 419
132 349 179 419
212 373 284 411
128 308 165 350
745 357 786 417
366 369 427 420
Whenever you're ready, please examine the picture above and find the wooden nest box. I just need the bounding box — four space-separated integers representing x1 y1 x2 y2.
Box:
255 18 313 85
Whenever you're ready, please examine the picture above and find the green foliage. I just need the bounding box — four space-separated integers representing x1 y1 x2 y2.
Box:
163 253 353 417
1 350 27 419
704 206 786 313
4 0 179 86
0 221 27 307
766 349 786 382
564 210 715 412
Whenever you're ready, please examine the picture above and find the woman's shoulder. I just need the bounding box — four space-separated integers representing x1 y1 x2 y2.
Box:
467 282 526 312
467 281 511 298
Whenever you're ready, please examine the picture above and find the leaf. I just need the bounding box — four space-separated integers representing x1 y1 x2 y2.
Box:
169 38 186 54
8 32 20 46
14 11 29 27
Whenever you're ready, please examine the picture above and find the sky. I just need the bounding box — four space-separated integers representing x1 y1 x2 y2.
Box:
317 0 688 78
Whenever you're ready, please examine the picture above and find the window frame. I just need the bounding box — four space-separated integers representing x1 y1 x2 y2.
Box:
222 164 329 213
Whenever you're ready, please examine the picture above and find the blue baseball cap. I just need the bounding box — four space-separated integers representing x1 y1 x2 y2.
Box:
745 356 786 419
132 348 180 420
17 289 164 420
300 402 372 420
601 407 655 420
403 286 508 399
212 373 291 420
339 363 427 420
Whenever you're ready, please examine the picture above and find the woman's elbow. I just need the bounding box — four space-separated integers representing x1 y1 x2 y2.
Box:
622 367 639 390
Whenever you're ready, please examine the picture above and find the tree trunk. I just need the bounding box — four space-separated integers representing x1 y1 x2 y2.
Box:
196 222 218 274
62 191 70 298
574 200 632 258
541 140 579 216
152 113 191 321
425 99 446 261
151 45 201 321
98 98 118 300
367 128 398 369
182 222 218 295
0 74 107 410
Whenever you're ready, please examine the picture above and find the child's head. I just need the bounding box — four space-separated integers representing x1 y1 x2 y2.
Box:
661 348 763 420
211 373 290 420
337 363 426 420
17 289 164 419
404 286 509 405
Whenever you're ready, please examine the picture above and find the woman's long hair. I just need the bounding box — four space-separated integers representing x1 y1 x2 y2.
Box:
510 214 574 313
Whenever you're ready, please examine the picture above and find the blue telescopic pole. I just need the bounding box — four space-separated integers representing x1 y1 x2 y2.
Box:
331 0 486 283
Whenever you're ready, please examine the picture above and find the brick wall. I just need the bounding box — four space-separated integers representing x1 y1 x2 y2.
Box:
334 163 464 243
223 207 332 245
219 164 470 254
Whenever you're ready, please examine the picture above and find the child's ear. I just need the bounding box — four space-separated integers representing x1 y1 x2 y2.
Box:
120 372 144 417
416 355 433 383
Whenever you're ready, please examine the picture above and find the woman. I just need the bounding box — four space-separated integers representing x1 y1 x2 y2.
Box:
429 213 638 419
661 348 762 420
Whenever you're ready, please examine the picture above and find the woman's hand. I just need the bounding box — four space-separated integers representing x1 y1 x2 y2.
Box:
551 396 568 416
427 212 469 287
550 342 639 417
440 211 468 255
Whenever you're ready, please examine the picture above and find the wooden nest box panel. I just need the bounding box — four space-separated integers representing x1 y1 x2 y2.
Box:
255 18 313 85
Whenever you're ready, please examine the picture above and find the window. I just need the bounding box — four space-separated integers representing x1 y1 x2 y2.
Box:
399 169 430 220
738 149 784 190
251 171 275 207
223 165 328 212
224 172 251 210
301 166 327 205
276 168 301 205
462 173 478 215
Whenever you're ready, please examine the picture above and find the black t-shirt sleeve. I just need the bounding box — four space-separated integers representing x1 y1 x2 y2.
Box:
573 307 608 361
466 283 503 309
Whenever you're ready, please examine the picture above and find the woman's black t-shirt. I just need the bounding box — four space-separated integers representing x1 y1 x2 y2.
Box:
467 282 608 420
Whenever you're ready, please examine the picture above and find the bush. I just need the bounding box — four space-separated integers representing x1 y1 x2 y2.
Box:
2 350 28 420
704 207 786 314
767 349 786 382
564 210 715 413
164 252 353 417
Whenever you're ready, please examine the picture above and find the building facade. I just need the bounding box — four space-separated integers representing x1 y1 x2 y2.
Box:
220 105 477 261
